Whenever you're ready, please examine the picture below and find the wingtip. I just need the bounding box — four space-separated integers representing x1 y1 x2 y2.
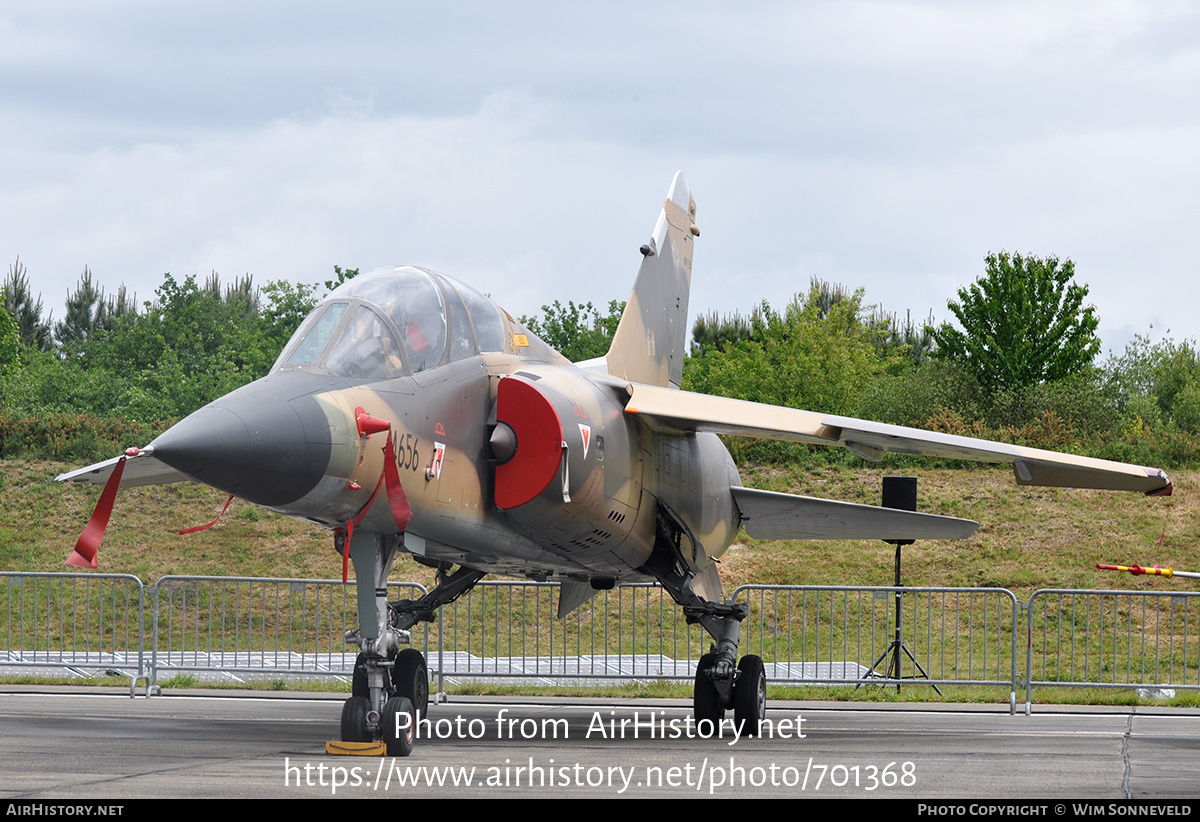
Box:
1144 468 1173 496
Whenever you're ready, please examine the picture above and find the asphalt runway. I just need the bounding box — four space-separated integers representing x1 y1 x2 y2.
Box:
1 687 1198 799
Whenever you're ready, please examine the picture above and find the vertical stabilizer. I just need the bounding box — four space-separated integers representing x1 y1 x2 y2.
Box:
604 171 697 389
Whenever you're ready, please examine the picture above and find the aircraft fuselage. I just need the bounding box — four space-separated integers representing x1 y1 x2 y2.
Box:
145 301 743 589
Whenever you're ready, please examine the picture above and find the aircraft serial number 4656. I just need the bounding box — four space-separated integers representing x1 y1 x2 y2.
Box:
60 172 1171 756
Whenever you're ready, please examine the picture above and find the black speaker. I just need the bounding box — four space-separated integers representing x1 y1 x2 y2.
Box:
882 476 917 512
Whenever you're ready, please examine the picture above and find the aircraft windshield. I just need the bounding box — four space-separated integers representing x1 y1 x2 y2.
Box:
324 306 404 380
273 266 508 376
284 302 347 366
333 268 447 371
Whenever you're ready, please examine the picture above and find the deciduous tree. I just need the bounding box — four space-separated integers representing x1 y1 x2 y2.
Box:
521 299 624 362
931 252 1100 391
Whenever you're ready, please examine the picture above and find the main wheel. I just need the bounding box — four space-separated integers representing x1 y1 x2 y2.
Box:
734 655 766 737
392 648 429 717
693 653 725 725
381 696 415 757
351 653 368 698
340 695 371 743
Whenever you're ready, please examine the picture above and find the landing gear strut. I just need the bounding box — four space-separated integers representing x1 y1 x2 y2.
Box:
642 505 766 737
339 532 483 754
685 602 765 737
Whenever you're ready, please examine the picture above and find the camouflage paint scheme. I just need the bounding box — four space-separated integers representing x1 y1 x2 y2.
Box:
58 172 1171 751
57 174 755 608
59 169 1172 605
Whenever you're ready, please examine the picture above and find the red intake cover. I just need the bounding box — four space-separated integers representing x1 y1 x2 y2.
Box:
495 377 563 509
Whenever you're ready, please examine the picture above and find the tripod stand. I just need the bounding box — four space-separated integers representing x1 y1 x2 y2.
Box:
859 476 942 694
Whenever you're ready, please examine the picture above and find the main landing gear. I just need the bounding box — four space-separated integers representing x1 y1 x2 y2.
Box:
683 602 765 736
642 507 766 736
339 531 483 755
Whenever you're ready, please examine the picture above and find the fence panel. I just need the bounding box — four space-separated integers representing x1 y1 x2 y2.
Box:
430 581 709 685
733 584 1020 706
150 576 427 684
1026 589 1200 709
8 571 1200 712
0 572 146 692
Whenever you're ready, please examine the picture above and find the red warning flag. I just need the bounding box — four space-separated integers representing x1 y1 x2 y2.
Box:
66 455 127 569
338 422 414 583
178 495 235 535
382 430 413 531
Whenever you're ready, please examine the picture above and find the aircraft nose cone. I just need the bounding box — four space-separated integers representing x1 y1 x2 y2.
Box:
149 384 332 507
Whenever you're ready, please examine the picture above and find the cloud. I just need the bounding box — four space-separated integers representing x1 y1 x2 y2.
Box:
4 1 1200 355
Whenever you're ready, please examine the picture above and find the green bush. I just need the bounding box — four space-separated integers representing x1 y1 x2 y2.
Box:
857 360 983 427
0 411 167 461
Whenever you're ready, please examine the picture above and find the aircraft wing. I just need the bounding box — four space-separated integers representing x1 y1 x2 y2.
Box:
732 487 979 541
625 384 1172 495
55 449 191 488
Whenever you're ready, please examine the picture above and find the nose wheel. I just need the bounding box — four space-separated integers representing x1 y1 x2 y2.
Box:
340 648 429 755
392 648 429 717
340 695 372 743
381 696 415 757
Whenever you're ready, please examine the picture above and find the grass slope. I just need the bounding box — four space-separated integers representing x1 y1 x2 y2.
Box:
2 459 1195 602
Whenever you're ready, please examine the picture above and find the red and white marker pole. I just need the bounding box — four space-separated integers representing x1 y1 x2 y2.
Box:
1097 563 1200 580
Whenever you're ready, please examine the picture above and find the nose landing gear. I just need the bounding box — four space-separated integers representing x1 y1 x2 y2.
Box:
338 533 484 755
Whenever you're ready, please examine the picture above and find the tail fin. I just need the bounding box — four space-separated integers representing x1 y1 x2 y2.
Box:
603 171 697 389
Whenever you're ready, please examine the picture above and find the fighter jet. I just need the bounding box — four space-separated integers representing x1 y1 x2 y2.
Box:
58 172 1172 755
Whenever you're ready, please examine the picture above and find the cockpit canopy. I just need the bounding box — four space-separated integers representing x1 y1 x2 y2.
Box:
272 266 507 378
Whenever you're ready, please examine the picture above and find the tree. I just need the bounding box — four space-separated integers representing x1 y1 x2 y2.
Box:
871 308 937 368
260 279 319 350
931 252 1100 391
54 267 103 348
3 257 52 350
684 284 898 416
324 265 360 293
94 285 138 334
520 299 624 362
84 273 273 418
691 307 760 357
0 304 18 371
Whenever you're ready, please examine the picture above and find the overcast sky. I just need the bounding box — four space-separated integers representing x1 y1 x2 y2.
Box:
3 1 1198 356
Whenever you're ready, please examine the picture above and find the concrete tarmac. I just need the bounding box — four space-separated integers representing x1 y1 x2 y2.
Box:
0 687 1198 799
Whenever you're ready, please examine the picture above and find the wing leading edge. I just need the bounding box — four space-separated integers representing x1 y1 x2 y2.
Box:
625 384 1172 495
55 448 191 488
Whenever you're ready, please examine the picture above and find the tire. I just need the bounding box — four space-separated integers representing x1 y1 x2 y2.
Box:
693 653 725 726
734 655 766 737
340 695 371 743
392 648 429 717
351 653 368 698
381 696 415 757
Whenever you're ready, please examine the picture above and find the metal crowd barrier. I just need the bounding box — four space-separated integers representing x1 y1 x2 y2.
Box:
150 576 429 690
2 572 1198 711
0 572 147 695
1026 588 1200 711
429 581 708 689
733 584 1021 712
